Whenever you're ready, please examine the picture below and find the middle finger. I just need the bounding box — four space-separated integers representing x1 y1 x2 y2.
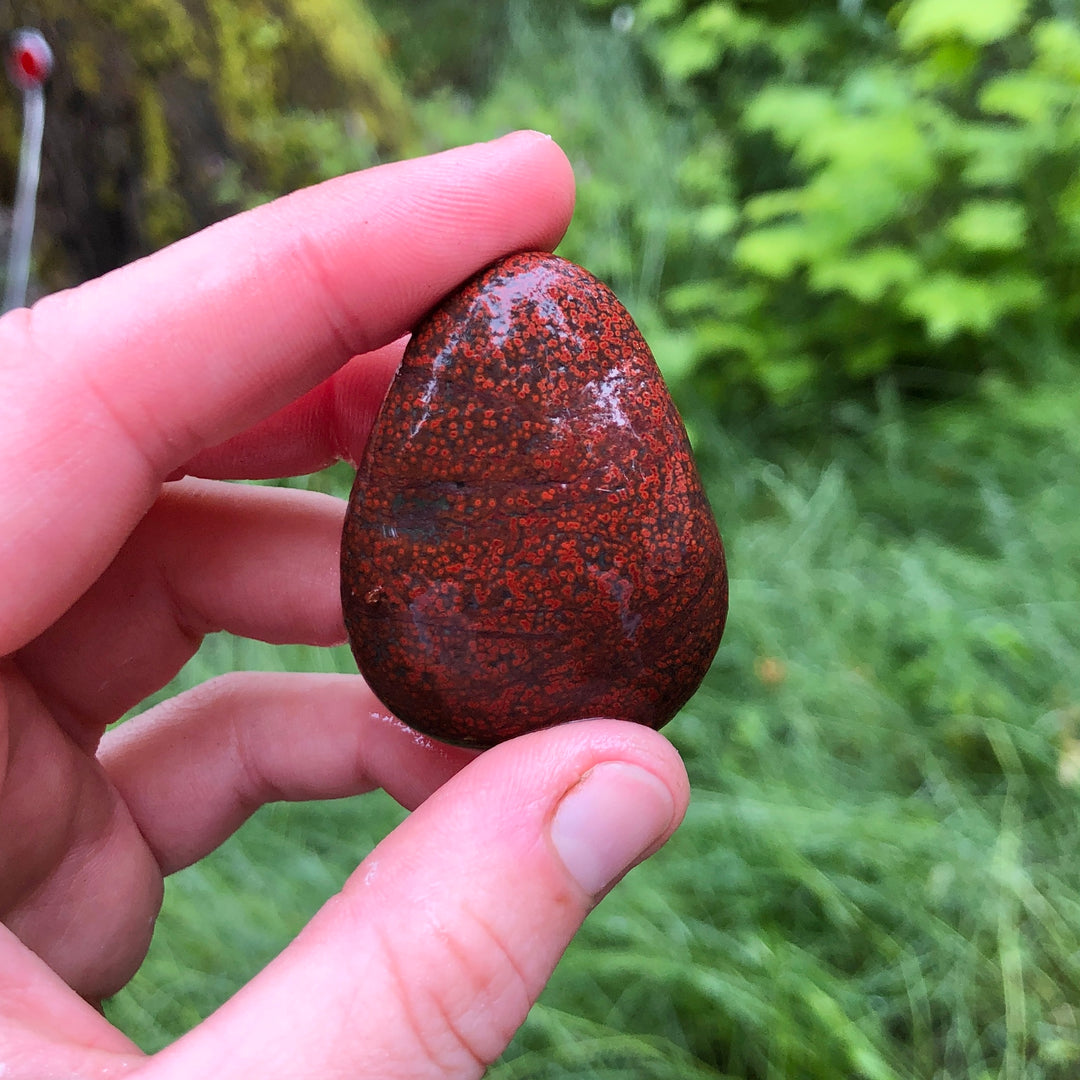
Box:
15 478 348 746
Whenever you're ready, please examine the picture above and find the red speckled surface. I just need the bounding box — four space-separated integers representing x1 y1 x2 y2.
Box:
341 251 727 748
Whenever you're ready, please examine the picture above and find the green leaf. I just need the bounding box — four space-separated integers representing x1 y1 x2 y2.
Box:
734 225 828 279
844 339 896 378
653 21 722 80
902 271 1042 341
898 0 1029 50
789 108 937 189
947 200 1027 252
794 161 932 247
743 86 837 151
1033 18 1080 82
632 307 698 382
744 188 806 225
958 121 1036 185
810 247 922 303
675 136 734 201
637 0 684 20
690 318 768 362
663 280 723 318
916 40 981 86
664 280 762 322
651 2 762 80
754 352 818 401
691 203 739 240
1056 177 1080 238
980 71 1063 124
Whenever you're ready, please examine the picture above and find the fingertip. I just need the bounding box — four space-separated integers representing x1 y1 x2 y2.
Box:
463 129 576 253
504 716 690 815
360 129 575 257
486 718 689 897
489 128 575 181
549 759 677 897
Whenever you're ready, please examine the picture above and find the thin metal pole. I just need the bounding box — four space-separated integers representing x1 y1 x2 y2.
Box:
3 81 45 312
4 29 53 314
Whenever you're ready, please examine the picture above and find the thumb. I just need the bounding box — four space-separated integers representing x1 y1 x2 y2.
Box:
147 719 688 1080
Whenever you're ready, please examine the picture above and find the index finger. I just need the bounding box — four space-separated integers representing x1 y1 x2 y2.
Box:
0 131 575 653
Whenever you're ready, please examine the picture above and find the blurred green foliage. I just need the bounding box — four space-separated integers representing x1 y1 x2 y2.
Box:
9 0 1080 409
560 0 1080 405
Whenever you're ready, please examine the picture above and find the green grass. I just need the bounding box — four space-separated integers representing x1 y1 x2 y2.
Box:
105 367 1080 1077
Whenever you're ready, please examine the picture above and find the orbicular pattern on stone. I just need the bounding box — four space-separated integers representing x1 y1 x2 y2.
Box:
342 252 728 748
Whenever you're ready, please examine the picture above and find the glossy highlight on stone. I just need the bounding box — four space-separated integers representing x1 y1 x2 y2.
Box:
341 251 727 748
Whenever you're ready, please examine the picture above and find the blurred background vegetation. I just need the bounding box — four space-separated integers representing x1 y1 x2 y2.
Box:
5 0 1080 1076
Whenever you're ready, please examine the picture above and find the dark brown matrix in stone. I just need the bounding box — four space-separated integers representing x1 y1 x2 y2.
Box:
341 251 727 748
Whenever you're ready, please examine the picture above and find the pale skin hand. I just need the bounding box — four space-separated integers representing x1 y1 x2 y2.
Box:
0 131 691 1079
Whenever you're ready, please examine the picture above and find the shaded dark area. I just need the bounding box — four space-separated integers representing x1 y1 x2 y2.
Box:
1 0 413 289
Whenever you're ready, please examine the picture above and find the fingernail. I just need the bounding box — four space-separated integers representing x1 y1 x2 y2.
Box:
550 762 676 897
489 128 553 144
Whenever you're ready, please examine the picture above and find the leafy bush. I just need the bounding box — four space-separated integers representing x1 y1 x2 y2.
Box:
576 0 1080 405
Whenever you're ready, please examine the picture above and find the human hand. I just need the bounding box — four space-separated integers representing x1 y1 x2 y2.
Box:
0 131 690 1078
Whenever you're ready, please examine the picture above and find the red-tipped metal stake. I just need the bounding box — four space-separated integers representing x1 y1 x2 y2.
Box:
3 28 53 313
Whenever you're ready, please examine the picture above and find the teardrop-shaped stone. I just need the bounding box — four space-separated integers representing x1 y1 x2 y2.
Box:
341 251 727 748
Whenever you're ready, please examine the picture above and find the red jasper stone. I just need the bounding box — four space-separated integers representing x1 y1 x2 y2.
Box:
341 251 727 748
